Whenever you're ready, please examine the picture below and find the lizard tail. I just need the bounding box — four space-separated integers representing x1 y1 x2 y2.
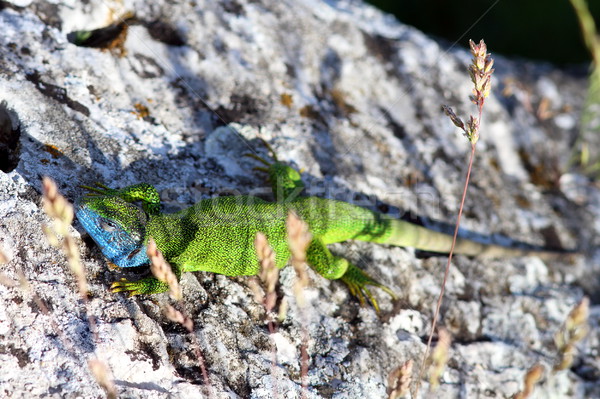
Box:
365 218 574 261
299 198 573 260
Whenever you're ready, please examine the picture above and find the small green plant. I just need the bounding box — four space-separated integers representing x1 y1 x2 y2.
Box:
569 0 600 177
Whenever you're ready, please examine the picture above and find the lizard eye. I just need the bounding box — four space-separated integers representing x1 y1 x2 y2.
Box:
100 220 119 232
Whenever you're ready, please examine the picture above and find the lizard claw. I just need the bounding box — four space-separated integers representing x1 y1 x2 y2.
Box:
252 166 270 173
111 278 143 296
344 279 382 312
111 276 170 296
242 140 305 200
341 265 397 313
80 182 117 197
243 137 280 167
243 152 272 166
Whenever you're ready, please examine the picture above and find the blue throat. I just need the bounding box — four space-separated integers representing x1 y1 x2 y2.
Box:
76 206 149 268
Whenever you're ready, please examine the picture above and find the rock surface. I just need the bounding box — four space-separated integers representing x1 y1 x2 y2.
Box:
0 0 598 398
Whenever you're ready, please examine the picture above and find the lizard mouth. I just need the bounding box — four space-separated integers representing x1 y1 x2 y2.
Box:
127 248 141 260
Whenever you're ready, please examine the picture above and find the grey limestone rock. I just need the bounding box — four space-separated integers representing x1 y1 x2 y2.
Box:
0 0 598 398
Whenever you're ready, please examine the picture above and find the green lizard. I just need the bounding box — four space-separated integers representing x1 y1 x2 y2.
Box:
76 153 570 310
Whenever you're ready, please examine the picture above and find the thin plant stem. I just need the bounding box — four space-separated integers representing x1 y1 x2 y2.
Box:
415 142 476 392
414 39 492 396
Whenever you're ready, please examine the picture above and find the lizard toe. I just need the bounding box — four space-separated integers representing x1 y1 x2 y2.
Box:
340 264 396 312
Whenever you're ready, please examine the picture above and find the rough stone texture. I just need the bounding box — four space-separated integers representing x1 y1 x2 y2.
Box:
0 0 598 398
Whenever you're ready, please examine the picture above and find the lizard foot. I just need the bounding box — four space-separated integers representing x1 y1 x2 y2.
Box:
242 140 305 200
111 277 169 296
243 138 279 173
341 265 397 313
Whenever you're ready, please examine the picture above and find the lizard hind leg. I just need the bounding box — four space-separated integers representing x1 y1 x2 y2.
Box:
340 264 397 313
306 238 396 312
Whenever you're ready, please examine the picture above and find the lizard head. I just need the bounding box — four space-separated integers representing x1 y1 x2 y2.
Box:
76 196 150 268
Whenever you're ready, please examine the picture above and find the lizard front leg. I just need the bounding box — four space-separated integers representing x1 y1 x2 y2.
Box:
111 260 182 296
245 140 305 202
111 276 169 296
81 183 161 215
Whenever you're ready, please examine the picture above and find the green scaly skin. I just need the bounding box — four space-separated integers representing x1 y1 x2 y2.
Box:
76 156 572 311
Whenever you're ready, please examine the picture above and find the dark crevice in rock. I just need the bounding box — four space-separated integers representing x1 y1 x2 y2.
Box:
220 0 245 16
0 343 30 368
143 20 186 46
0 1 24 12
31 2 62 29
213 94 264 126
25 71 90 117
0 101 21 173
